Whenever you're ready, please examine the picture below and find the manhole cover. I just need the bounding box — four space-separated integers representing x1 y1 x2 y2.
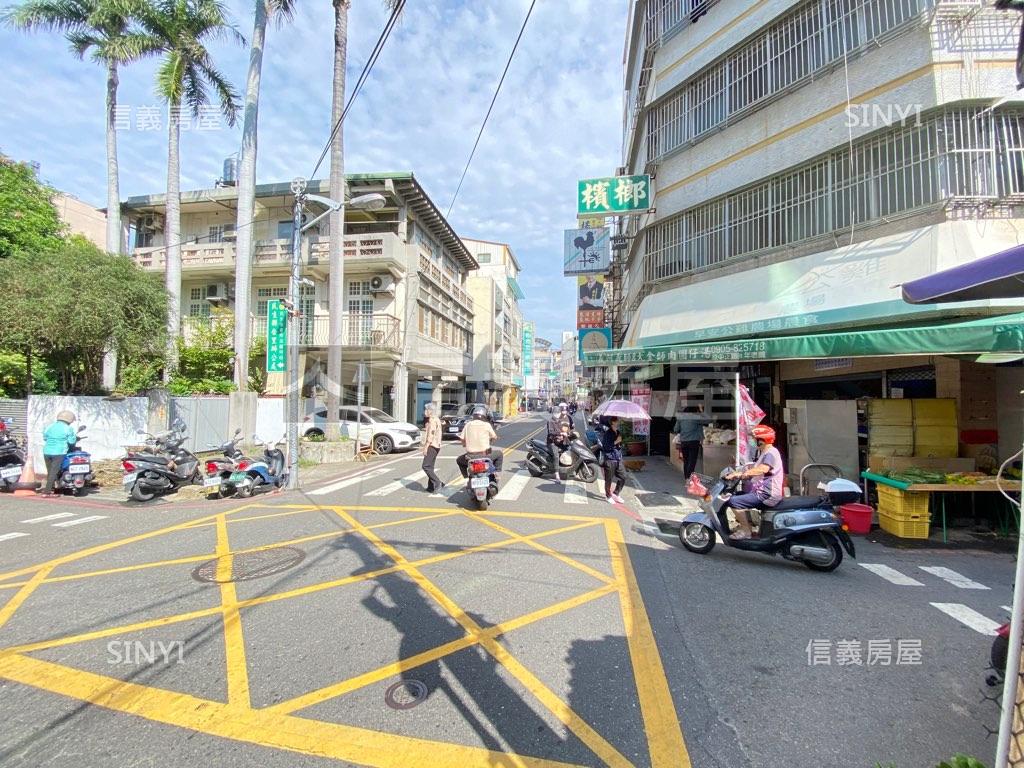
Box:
384 679 428 710
191 547 306 583
636 492 681 508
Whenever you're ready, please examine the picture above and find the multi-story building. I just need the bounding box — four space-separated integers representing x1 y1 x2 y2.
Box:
54 192 107 250
560 331 582 400
604 0 1024 456
123 172 476 421
462 238 526 416
530 337 558 407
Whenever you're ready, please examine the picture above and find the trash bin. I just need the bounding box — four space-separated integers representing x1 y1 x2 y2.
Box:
839 503 873 535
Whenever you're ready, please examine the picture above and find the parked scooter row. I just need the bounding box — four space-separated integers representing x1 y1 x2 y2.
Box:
0 418 94 495
0 417 26 492
202 429 287 499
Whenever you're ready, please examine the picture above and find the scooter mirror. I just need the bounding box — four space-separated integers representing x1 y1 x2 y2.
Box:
234 428 242 437
77 425 87 433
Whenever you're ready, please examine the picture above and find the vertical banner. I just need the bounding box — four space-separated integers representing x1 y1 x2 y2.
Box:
266 299 287 373
563 228 610 275
630 384 651 436
522 321 535 376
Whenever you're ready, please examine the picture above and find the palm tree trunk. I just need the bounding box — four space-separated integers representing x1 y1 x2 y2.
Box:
103 58 123 391
326 0 349 439
105 60 122 255
164 99 182 381
233 0 270 391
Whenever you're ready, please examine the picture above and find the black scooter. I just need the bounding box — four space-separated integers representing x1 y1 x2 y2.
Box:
524 431 599 483
660 467 858 573
121 420 201 502
0 418 26 492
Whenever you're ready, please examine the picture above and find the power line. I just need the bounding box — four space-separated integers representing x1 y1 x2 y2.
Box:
309 0 405 180
446 0 537 219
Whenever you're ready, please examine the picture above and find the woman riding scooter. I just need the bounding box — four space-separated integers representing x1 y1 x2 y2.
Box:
724 425 784 540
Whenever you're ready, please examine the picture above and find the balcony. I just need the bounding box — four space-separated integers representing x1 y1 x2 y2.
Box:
418 254 474 310
132 233 407 277
181 312 401 353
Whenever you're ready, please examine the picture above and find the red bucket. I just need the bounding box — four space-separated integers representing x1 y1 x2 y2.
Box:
839 503 873 535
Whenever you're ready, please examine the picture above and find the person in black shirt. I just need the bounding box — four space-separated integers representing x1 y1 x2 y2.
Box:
601 416 626 504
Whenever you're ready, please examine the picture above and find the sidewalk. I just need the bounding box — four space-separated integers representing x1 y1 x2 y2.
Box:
621 455 702 529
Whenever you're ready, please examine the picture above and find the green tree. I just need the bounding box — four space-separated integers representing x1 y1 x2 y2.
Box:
3 0 160 256
232 0 295 392
0 236 167 393
0 156 65 258
131 0 242 380
0 350 57 397
169 319 233 394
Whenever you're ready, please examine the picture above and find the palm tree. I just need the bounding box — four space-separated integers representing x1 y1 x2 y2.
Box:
326 0 401 435
232 0 295 392
3 0 157 256
133 0 242 379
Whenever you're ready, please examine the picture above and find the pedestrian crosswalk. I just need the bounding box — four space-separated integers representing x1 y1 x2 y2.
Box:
858 562 1008 635
0 510 111 544
494 470 531 501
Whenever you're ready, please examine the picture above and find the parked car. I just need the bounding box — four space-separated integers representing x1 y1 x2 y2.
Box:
442 403 501 439
301 406 420 454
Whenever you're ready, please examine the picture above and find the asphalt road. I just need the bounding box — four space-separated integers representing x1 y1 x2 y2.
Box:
0 414 1013 768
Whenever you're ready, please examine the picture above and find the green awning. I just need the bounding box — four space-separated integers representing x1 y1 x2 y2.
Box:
584 312 1024 366
507 276 525 301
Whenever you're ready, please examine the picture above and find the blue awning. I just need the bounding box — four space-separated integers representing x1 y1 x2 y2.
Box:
902 243 1024 304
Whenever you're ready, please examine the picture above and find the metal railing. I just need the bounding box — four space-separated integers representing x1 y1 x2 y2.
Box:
644 106 1024 284
181 312 401 350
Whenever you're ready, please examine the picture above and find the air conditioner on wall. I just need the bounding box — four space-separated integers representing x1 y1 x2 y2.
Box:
205 283 233 304
141 213 164 231
369 275 395 295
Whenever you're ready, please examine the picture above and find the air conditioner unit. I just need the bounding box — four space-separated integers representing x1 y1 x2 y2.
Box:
369 274 395 294
205 283 233 304
141 213 164 231
222 226 237 240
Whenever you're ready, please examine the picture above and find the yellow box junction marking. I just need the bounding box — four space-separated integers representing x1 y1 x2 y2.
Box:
0 501 691 767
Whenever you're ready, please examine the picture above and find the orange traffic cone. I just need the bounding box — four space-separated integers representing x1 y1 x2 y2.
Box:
13 444 40 496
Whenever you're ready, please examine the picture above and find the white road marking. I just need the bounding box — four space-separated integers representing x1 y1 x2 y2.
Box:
308 467 390 496
564 480 588 505
52 515 108 528
20 513 76 523
364 471 424 498
859 563 925 586
1003 606 1013 613
430 485 461 499
495 470 530 501
0 532 29 542
919 566 990 590
930 603 1001 635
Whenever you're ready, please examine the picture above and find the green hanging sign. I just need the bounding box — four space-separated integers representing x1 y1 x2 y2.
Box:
266 299 287 373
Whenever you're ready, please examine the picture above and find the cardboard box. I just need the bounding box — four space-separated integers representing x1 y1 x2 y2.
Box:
912 399 957 427
868 455 976 473
867 399 913 426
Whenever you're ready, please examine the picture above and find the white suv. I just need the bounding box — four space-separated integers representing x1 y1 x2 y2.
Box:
302 406 421 454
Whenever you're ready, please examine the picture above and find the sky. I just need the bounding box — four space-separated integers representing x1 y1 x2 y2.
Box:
0 0 629 347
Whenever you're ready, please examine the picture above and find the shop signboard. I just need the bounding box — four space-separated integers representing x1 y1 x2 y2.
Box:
266 300 287 373
630 384 651 436
578 308 605 329
578 215 606 229
522 322 534 375
578 175 651 215
564 227 610 275
578 327 613 359
577 274 605 310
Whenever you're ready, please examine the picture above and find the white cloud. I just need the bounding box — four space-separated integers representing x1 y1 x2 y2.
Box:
0 0 628 345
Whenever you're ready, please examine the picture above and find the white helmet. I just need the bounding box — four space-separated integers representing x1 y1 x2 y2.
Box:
558 402 568 412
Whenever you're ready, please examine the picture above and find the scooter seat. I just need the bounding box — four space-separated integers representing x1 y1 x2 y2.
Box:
769 495 828 512
126 453 170 464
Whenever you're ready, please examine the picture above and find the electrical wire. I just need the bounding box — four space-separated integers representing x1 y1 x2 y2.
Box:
309 0 405 181
445 0 537 219
136 1 405 256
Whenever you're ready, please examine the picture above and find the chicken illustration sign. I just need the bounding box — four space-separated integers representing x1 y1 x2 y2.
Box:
563 227 610 275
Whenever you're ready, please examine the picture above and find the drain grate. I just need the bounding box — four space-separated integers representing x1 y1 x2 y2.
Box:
384 679 428 710
191 547 306 583
636 492 681 508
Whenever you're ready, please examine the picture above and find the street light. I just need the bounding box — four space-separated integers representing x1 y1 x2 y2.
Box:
285 181 388 490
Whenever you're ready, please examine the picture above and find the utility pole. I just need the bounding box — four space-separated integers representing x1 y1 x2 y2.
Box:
286 177 306 491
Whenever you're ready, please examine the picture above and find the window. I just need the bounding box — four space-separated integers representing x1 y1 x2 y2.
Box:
277 220 294 240
187 287 211 318
643 106 1024 282
647 0 928 162
208 224 234 243
476 253 491 264
256 287 287 316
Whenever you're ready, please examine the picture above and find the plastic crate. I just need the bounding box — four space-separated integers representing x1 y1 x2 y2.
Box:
878 509 930 539
876 484 930 517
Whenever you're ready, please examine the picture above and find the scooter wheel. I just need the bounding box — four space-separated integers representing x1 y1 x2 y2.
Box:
526 459 544 478
679 523 716 554
575 463 597 483
476 495 489 511
237 475 262 499
802 534 844 573
130 483 157 502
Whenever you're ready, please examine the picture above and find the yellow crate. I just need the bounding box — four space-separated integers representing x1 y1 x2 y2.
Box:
912 399 957 427
876 484 930 517
868 399 913 425
879 510 931 539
